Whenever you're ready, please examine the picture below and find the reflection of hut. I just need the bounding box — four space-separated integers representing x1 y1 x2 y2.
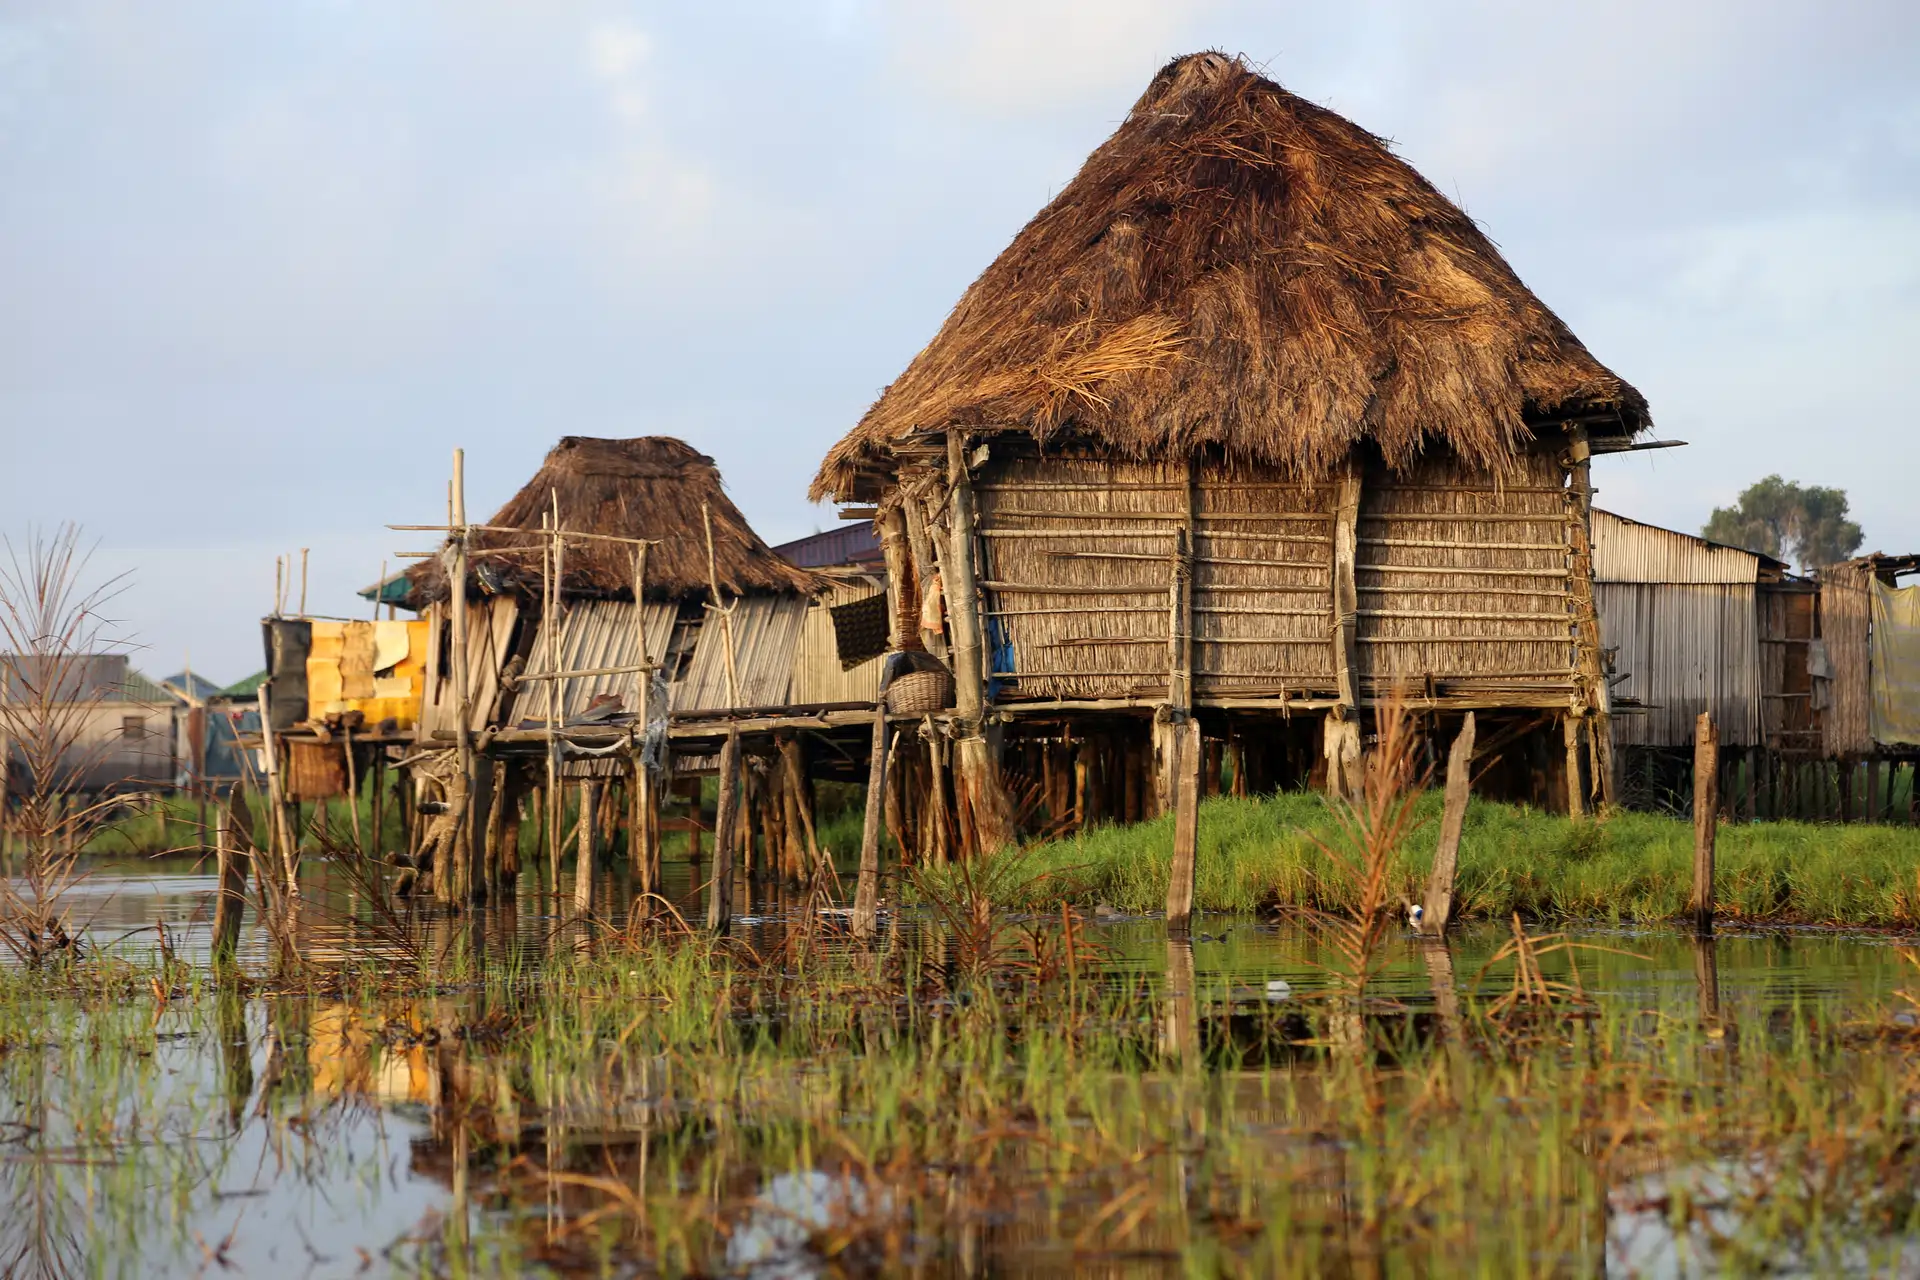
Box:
811 52 1653 875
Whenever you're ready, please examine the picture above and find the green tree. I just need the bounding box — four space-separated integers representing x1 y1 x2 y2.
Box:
1702 475 1863 571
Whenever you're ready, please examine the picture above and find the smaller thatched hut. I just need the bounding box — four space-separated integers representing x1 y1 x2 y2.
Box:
407 436 822 739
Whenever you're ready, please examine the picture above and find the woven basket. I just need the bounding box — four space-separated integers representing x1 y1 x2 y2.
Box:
886 668 954 716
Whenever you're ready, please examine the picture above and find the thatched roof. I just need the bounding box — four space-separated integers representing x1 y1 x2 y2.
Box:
411 437 820 604
813 52 1648 501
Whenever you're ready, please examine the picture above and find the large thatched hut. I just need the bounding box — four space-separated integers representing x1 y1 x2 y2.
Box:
812 53 1651 863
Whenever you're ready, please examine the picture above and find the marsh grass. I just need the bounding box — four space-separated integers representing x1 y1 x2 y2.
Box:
4 911 1920 1276
1010 789 1920 925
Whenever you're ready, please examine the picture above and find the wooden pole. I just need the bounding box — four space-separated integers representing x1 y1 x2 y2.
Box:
1164 717 1202 933
1331 463 1362 711
702 504 740 710
1690 712 1718 934
1420 712 1475 938
706 731 740 932
629 543 656 890
446 447 474 905
254 685 298 899
211 786 255 967
544 504 564 895
1562 713 1586 818
574 779 597 914
853 708 889 939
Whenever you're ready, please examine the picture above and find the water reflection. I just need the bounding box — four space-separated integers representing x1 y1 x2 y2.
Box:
6 858 1920 1276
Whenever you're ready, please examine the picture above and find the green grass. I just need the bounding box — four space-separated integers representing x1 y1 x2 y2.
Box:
1007 790 1920 925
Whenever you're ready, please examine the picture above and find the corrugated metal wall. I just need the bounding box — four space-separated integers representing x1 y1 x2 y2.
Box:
517 600 676 724
1597 582 1761 746
788 581 885 706
1593 511 1758 584
1592 511 1763 749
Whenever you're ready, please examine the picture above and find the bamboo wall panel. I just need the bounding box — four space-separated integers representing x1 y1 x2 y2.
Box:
420 597 521 738
789 580 885 706
1356 451 1573 696
1597 582 1760 747
1823 564 1873 755
677 594 812 711
518 600 676 724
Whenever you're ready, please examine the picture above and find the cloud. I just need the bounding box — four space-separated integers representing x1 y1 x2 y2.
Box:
882 0 1225 112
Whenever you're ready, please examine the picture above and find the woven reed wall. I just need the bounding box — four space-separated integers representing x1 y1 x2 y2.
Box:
1193 467 1337 697
1356 451 1574 700
1822 564 1873 755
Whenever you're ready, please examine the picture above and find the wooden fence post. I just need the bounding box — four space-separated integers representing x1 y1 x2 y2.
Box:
1421 712 1476 938
854 708 889 940
1690 712 1718 934
706 731 740 933
1164 718 1203 933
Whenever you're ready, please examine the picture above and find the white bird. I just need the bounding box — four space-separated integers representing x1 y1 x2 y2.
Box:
1406 902 1425 931
1265 979 1292 1003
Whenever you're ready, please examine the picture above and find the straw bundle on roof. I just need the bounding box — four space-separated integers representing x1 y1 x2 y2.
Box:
814 52 1647 501
410 437 820 605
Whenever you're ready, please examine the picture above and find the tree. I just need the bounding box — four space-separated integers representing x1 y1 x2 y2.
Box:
1702 476 1863 572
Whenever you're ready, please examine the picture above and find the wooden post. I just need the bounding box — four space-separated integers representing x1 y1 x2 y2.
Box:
1690 712 1718 934
1164 717 1202 933
706 731 740 932
628 542 657 888
1331 462 1362 711
443 447 476 906
1565 427 1616 807
853 708 888 939
1323 713 1362 804
944 431 1015 854
574 779 596 914
211 786 255 967
1420 713 1475 938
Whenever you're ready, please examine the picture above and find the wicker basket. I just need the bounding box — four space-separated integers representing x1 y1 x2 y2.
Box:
886 668 954 716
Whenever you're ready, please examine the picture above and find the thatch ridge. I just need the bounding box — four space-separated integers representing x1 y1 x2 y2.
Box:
813 52 1648 501
411 436 821 604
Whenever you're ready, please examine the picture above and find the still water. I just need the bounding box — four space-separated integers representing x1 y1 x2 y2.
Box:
5 855 1918 1277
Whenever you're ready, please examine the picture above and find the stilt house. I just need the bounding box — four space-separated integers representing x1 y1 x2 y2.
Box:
407 436 823 738
812 53 1652 845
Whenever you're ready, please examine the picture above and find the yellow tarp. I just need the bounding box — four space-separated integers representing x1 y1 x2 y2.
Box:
304 618 429 730
1870 580 1920 747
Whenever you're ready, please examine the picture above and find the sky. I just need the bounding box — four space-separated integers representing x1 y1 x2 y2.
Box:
1 1 1915 683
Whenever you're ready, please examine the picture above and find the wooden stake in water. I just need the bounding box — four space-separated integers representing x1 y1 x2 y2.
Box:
210 786 255 967
575 779 597 915
1164 717 1202 933
1421 712 1476 938
1691 712 1718 934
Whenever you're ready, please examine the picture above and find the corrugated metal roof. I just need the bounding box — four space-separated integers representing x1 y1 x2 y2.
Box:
1594 509 1770 585
772 525 884 570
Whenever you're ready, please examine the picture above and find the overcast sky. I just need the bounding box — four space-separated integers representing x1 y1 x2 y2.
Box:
2 1 1915 682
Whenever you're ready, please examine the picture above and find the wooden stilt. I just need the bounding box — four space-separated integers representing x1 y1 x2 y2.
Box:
574 780 597 914
706 731 740 933
853 708 888 939
944 431 1015 854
